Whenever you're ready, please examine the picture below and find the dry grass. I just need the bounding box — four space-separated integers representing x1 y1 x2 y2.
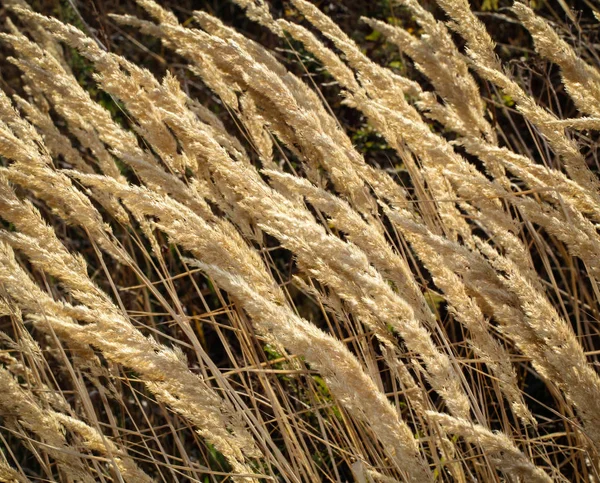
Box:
0 0 599 481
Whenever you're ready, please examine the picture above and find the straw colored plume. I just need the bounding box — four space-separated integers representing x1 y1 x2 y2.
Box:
0 0 599 481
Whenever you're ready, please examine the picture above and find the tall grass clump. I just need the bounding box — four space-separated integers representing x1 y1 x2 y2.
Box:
0 0 599 481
